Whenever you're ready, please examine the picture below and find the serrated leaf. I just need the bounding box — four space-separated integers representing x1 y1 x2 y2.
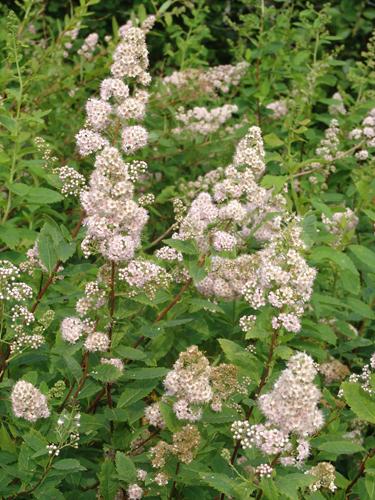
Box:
117 380 158 408
264 133 284 148
276 473 316 499
342 382 375 424
99 459 118 500
316 440 364 455
115 452 137 482
348 245 375 272
123 367 168 380
91 364 123 383
53 459 86 471
163 238 197 255
159 401 180 432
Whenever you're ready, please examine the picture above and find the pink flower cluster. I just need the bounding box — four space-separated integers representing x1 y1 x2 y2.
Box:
74 21 153 262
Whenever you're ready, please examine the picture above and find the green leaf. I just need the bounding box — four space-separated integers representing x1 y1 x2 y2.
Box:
159 401 180 432
56 240 76 262
199 472 253 497
264 133 284 148
261 175 288 192
163 238 197 255
219 338 261 380
365 475 375 499
348 245 375 272
123 367 169 380
91 364 122 383
117 380 158 408
115 452 137 483
316 440 364 455
342 382 375 424
99 460 118 500
310 246 360 294
28 187 64 204
38 225 59 274
346 298 375 319
276 473 317 499
114 345 147 360
0 425 16 453
259 477 279 500
53 459 86 471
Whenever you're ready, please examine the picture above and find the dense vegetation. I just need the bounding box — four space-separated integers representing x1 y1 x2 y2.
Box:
0 1 374 499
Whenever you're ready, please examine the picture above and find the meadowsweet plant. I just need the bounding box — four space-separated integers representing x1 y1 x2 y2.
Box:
0 1 374 499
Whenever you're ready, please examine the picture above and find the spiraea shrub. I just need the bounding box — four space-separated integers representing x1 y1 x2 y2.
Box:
0 0 374 498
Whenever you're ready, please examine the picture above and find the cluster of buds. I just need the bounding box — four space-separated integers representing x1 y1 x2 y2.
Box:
150 424 201 482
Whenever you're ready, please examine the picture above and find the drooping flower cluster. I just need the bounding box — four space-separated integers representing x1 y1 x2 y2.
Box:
232 352 323 466
11 380 50 422
163 62 249 95
173 104 238 136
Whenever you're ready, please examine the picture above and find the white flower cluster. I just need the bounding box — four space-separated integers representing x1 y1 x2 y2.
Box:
322 208 358 247
118 259 171 298
127 484 143 499
144 402 165 429
174 127 280 253
57 165 86 197
349 107 375 160
0 260 33 302
266 100 288 119
344 356 374 395
329 92 346 116
232 421 291 455
173 104 238 136
60 281 109 351
163 62 249 94
300 119 341 187
154 246 183 262
100 357 124 372
11 380 50 422
63 26 80 58
167 127 315 332
255 463 273 478
145 346 241 424
77 33 98 60
259 352 323 436
233 352 323 465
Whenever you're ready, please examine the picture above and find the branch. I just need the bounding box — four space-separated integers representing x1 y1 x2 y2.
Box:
220 329 279 500
345 448 375 498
